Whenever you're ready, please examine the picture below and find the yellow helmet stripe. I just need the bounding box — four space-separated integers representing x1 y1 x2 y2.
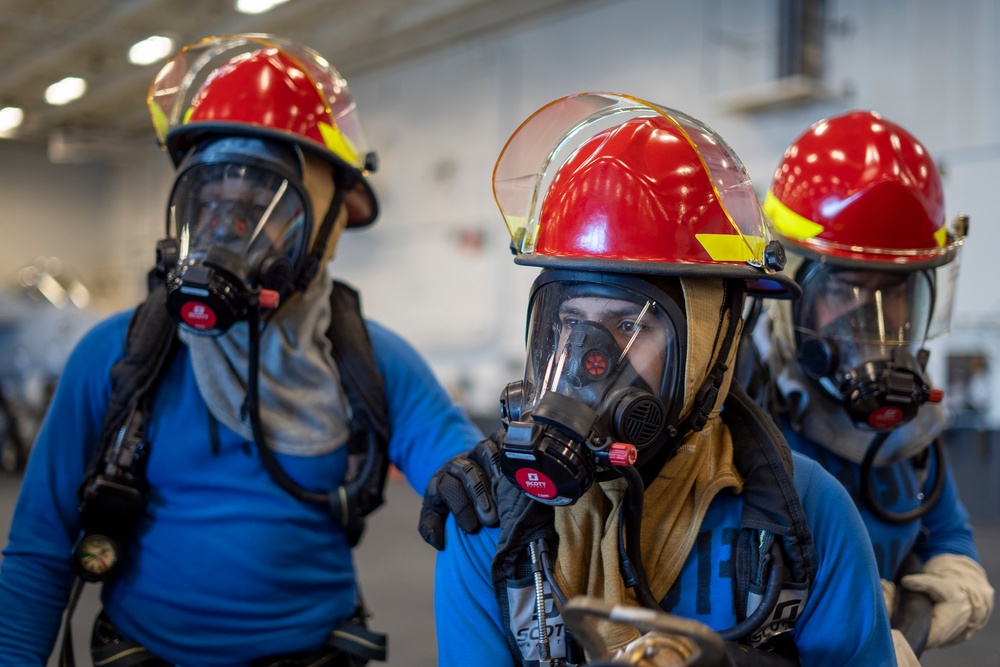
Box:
696 233 765 262
318 121 361 168
763 191 824 240
933 225 947 248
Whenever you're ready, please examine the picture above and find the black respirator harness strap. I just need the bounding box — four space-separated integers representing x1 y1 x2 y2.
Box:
637 283 744 489
683 284 743 434
62 284 178 667
295 171 349 293
723 383 818 651
89 285 177 474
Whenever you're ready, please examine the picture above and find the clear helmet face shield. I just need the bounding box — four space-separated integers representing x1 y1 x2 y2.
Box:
793 260 957 429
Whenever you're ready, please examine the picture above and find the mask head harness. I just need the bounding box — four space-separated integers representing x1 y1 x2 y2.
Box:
497 271 690 505
792 259 944 430
155 136 349 336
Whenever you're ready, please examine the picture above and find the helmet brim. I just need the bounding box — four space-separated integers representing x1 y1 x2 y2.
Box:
514 255 802 299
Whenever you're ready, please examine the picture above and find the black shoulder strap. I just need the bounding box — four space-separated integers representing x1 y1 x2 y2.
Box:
325 280 391 545
326 281 389 440
723 382 817 648
86 283 177 481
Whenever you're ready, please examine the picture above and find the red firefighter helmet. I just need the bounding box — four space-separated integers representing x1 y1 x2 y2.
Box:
148 33 377 227
763 110 963 267
493 92 798 297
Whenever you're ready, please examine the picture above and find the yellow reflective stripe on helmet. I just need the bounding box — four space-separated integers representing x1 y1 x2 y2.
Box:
149 101 170 146
763 191 824 240
318 121 361 169
695 233 765 262
501 214 533 253
934 225 947 247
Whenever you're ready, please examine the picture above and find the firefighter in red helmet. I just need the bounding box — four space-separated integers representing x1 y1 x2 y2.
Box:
744 110 993 665
0 34 484 665
421 93 894 666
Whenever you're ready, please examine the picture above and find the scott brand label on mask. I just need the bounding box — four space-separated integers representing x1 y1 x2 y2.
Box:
181 302 218 330
515 469 558 500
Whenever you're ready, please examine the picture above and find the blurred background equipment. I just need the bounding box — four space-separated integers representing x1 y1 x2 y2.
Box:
0 257 97 472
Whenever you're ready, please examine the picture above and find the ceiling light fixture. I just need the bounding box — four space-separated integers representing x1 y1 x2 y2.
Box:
0 106 24 135
128 35 176 66
235 0 291 15
45 77 87 106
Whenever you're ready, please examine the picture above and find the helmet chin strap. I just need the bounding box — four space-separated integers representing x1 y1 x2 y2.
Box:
295 170 350 292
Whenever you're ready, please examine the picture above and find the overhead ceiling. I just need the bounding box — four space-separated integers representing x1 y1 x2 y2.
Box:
0 0 587 161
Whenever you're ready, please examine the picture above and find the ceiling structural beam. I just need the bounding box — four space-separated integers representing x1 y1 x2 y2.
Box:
0 0 163 92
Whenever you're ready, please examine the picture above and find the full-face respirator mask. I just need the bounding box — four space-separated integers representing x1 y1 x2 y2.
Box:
793 261 944 430
498 272 687 505
156 137 317 335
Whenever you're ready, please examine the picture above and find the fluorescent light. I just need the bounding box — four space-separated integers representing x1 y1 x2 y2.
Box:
235 0 290 15
45 77 87 106
0 106 24 134
128 35 175 66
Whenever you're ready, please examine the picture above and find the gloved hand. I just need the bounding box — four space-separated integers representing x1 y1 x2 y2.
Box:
418 436 501 550
881 578 897 615
900 553 995 648
878 579 925 664
891 629 921 667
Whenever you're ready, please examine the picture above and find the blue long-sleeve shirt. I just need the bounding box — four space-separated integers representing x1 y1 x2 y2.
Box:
435 452 896 666
784 424 979 580
0 306 483 666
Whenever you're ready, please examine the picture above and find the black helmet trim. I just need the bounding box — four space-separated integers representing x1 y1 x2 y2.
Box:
776 232 961 272
514 255 802 299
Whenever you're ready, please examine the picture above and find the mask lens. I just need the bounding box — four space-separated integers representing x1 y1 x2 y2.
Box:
523 280 681 418
169 163 310 281
796 267 935 364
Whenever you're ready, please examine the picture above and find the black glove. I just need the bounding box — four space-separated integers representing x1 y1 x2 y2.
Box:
419 435 501 550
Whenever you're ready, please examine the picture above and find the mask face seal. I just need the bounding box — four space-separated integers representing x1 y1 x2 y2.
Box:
793 263 945 429
161 138 313 335
499 272 686 505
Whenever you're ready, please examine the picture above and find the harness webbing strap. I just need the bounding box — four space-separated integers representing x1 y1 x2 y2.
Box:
326 282 389 441
87 284 176 477
326 281 391 545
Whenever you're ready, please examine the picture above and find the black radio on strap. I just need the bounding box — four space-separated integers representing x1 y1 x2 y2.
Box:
73 284 177 583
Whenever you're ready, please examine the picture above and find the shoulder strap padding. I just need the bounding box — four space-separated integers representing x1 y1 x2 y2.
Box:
326 281 389 441
724 382 817 588
326 281 391 542
88 284 177 477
